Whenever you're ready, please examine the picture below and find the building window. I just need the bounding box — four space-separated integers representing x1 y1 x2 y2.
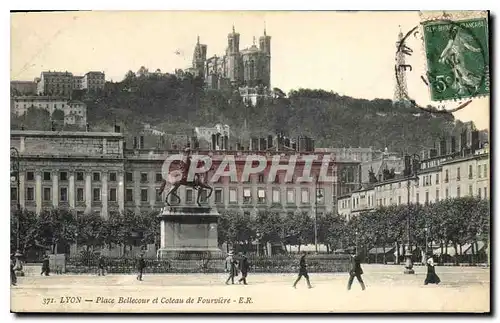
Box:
26 171 34 181
272 188 280 203
457 186 461 198
156 189 162 202
43 172 51 181
287 189 295 203
425 191 429 204
444 170 449 183
109 188 117 202
109 172 117 182
26 187 34 201
76 172 84 181
257 188 266 204
141 189 148 202
77 188 84 202
457 167 461 181
436 189 440 202
478 165 482 178
59 171 68 181
468 185 473 196
415 194 419 204
141 173 148 183
383 198 386 206
436 173 440 184
483 164 487 178
301 189 309 204
93 188 101 201
43 187 51 201
229 188 237 203
11 187 17 201
243 188 252 204
155 173 163 182
126 172 133 182
214 189 223 203
93 172 101 182
445 188 449 198
186 189 193 203
258 174 265 184
398 182 401 188
478 188 482 198
484 187 487 199
126 189 133 202
468 165 473 179
60 187 68 202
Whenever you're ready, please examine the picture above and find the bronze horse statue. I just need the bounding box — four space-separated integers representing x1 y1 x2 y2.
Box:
158 170 213 207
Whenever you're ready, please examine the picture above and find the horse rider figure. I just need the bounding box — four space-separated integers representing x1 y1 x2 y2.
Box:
182 147 200 189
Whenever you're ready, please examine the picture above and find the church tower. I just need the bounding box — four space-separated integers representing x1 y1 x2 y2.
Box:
227 26 241 84
192 36 207 78
259 27 271 87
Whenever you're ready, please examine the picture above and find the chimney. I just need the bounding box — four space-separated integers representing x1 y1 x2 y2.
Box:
451 137 457 153
211 134 216 150
471 130 479 152
439 138 447 156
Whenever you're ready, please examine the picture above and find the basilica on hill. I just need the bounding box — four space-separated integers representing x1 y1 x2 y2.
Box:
185 26 272 106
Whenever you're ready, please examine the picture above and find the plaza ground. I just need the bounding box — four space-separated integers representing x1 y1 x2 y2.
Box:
11 264 490 313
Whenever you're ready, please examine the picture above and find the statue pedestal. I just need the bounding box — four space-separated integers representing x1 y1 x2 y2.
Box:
157 206 222 260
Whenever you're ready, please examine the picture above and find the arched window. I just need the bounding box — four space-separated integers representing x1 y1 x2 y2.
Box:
249 60 255 81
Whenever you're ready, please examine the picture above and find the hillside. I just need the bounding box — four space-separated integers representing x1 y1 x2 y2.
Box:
11 71 471 154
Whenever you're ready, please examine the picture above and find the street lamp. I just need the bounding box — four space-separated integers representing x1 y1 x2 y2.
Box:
404 153 420 275
314 175 323 254
10 147 24 276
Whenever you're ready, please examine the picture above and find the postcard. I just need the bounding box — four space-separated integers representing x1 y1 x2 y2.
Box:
10 10 490 313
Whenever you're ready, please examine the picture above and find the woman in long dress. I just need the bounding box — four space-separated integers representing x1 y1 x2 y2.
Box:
424 256 441 285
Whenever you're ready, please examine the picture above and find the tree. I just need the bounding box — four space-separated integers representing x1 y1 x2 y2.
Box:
255 210 284 254
285 211 314 252
76 212 105 251
36 209 77 254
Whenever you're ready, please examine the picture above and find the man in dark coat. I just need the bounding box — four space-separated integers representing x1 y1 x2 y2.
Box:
237 253 250 285
10 254 17 286
41 255 50 276
293 252 312 289
97 255 106 276
225 251 238 285
347 253 366 291
136 254 146 281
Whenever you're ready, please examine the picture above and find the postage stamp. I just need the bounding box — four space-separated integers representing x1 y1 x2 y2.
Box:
422 18 489 102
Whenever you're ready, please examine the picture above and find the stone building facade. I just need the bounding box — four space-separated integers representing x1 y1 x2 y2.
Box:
10 131 367 219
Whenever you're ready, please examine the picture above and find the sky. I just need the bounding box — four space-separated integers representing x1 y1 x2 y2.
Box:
10 11 489 130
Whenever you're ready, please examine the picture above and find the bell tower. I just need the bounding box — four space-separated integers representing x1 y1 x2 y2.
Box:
259 27 271 87
227 25 241 84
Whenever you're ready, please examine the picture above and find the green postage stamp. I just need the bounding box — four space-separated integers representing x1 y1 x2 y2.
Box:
422 18 490 102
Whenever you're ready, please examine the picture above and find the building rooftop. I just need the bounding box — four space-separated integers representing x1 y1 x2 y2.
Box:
11 130 124 139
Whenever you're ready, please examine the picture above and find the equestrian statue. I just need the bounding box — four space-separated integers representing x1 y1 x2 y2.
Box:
158 148 213 206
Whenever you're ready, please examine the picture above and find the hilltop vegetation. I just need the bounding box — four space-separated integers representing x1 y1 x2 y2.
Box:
12 70 471 154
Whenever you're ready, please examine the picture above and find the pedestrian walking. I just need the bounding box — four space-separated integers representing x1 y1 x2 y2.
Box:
424 255 441 285
238 252 250 285
225 251 238 285
41 255 50 276
10 254 17 286
347 253 366 291
97 255 106 276
136 254 146 281
293 252 312 289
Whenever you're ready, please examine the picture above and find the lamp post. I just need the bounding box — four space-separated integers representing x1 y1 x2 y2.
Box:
314 176 323 254
404 153 420 275
10 147 24 276
424 227 428 264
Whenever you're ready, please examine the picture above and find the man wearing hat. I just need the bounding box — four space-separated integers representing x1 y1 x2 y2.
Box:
97 255 106 276
237 252 250 285
136 253 146 281
225 251 239 285
347 253 366 291
293 251 312 289
41 254 50 276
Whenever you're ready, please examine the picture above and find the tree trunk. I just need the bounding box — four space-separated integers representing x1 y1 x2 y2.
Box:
454 243 459 265
383 244 386 264
395 241 400 265
440 242 444 264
